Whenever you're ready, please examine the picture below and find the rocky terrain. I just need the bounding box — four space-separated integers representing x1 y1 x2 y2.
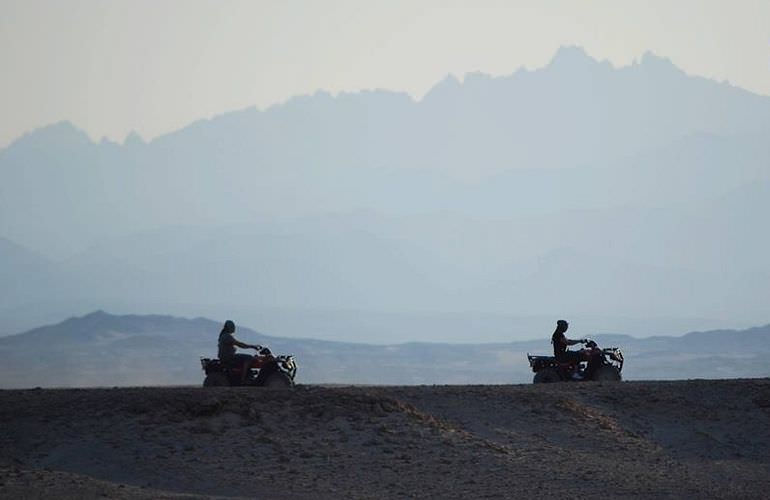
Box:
2 379 769 498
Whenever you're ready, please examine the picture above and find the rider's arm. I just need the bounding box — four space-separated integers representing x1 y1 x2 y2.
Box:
232 338 256 349
565 338 584 346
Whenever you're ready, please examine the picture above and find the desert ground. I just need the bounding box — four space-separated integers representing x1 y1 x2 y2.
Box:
1 379 769 499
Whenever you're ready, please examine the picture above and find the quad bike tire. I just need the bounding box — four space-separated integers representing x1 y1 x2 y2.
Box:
203 373 230 387
262 371 293 389
592 365 622 382
533 368 562 383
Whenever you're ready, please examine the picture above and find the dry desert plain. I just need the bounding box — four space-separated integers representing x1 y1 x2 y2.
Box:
2 379 770 499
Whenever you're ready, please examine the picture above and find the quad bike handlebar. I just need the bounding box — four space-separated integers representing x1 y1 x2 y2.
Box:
255 346 272 356
251 345 297 375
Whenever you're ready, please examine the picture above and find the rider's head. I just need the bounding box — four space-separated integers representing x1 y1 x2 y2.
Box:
556 319 569 333
222 320 235 334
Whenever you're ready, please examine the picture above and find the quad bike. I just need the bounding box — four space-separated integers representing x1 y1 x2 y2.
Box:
201 346 297 388
527 340 623 383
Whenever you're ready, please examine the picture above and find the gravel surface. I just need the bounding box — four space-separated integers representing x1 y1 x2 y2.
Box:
1 379 769 499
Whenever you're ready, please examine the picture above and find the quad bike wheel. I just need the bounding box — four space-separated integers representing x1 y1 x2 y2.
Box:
533 368 562 383
262 371 293 389
592 365 622 382
203 373 230 387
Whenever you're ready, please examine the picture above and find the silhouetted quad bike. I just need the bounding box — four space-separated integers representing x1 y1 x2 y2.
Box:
200 346 296 388
527 340 623 383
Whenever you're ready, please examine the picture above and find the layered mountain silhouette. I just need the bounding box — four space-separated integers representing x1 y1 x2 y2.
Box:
0 311 768 388
1 46 768 340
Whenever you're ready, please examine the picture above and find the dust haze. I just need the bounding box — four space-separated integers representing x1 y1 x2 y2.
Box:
2 47 769 342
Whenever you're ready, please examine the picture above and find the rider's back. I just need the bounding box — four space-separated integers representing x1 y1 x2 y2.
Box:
551 330 566 358
218 330 236 361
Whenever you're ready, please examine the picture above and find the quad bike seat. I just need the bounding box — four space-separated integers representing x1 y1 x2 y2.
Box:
527 354 580 371
200 358 241 374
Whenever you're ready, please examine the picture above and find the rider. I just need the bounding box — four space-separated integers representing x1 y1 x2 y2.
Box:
218 320 262 384
551 319 588 365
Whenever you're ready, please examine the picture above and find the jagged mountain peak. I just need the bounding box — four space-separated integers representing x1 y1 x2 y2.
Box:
635 50 686 77
123 130 146 147
3 120 93 153
422 73 463 101
548 45 597 66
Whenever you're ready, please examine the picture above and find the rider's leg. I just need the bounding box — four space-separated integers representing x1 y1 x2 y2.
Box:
240 358 251 384
231 354 253 385
560 350 585 378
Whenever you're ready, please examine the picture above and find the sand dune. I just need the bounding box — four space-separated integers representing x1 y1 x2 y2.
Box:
2 379 769 498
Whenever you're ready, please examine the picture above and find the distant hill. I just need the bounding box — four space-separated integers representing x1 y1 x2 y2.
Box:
0 311 767 388
0 238 53 314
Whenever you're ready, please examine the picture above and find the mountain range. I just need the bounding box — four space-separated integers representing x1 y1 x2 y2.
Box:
1 46 769 341
0 311 768 388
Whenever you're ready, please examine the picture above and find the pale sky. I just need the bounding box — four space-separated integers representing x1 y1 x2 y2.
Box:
1 0 768 148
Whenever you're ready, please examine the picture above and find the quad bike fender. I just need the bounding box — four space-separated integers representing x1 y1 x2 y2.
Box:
253 360 280 386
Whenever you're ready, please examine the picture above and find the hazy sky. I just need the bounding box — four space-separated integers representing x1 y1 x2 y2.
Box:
1 0 768 148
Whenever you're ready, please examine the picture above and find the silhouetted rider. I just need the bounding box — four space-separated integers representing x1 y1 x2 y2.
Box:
218 320 261 384
551 319 588 364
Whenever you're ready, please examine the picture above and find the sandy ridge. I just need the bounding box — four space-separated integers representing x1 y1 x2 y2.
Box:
1 379 769 498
